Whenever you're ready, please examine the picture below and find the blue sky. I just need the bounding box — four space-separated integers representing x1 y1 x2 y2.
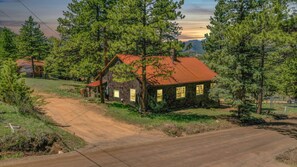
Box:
0 0 217 41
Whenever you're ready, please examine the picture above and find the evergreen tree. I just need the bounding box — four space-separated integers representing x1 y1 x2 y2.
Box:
0 27 17 62
275 2 297 98
246 0 292 113
0 60 34 113
110 0 184 112
54 0 119 103
204 0 258 116
18 16 49 77
204 0 293 114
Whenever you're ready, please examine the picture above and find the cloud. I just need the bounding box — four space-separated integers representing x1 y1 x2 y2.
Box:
0 20 23 26
183 4 215 16
0 0 16 3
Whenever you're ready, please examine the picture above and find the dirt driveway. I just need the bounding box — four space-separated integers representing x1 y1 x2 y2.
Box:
40 94 165 146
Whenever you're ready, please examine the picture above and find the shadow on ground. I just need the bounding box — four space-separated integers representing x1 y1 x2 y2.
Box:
257 120 297 140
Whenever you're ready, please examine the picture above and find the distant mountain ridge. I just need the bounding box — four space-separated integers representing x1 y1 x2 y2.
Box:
183 40 205 55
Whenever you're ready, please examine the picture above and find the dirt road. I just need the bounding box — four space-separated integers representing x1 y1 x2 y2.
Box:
1 126 296 167
39 94 165 146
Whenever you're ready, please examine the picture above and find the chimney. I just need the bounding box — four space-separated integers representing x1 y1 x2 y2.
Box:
171 49 177 63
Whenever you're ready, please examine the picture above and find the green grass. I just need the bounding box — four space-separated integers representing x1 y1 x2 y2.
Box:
105 102 296 136
0 103 86 159
262 103 297 114
25 78 86 98
106 104 235 136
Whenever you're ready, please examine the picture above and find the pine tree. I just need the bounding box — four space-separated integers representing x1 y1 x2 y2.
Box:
0 27 17 62
246 0 292 113
18 16 49 78
274 2 297 98
0 60 34 113
55 0 119 103
109 0 184 112
204 0 293 114
204 0 258 116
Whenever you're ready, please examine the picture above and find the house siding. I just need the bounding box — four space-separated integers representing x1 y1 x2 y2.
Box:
148 82 212 109
103 68 141 106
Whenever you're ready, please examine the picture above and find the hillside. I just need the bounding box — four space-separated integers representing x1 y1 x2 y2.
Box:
183 40 205 55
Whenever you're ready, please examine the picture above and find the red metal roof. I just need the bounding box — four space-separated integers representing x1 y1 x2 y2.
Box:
117 54 217 86
87 81 101 87
16 59 44 67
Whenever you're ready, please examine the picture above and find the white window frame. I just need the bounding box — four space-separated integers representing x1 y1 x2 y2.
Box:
176 86 186 99
130 89 136 102
114 90 120 98
157 89 163 102
196 84 204 95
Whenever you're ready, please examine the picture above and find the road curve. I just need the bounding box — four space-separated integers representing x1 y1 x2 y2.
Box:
1 126 296 167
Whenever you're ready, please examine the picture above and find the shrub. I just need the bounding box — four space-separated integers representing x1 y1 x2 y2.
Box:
161 123 183 137
0 132 65 153
148 96 168 113
0 60 35 112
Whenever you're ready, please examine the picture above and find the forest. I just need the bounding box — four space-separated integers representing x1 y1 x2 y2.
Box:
0 0 296 114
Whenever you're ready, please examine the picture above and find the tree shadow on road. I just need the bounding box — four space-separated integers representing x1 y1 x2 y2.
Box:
257 121 297 140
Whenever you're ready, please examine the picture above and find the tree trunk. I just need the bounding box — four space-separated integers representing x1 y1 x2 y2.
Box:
140 0 148 113
103 33 109 66
99 72 105 103
257 44 265 114
141 59 147 113
31 56 35 78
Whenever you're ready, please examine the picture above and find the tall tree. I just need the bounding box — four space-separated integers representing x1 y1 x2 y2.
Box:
110 0 184 112
204 0 293 114
246 0 292 113
0 27 17 62
204 0 258 116
18 16 49 78
52 0 119 103
274 1 297 98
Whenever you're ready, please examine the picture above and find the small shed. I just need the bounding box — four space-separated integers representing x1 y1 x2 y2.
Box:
16 59 44 77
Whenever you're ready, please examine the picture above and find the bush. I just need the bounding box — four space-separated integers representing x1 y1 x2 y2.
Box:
0 60 35 112
161 123 183 137
0 132 65 154
148 96 169 113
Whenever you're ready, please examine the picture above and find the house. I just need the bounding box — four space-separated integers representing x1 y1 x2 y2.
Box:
16 59 45 77
92 54 217 109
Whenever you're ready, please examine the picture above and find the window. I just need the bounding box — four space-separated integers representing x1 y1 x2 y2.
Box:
196 84 204 95
130 89 136 102
157 89 163 102
114 90 120 98
176 86 186 99
210 83 216 89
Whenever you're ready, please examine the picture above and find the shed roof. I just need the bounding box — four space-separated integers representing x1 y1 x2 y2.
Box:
16 59 44 67
87 81 101 87
116 54 217 86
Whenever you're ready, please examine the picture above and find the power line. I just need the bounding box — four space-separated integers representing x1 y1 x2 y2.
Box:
16 0 60 36
0 9 14 20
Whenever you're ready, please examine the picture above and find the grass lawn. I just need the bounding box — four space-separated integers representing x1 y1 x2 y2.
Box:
262 103 297 115
25 78 86 98
106 104 236 136
0 103 86 160
105 102 297 137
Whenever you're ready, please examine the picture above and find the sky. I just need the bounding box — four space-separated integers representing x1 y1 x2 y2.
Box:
0 0 217 41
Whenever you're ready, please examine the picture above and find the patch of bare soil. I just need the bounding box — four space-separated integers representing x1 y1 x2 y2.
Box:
39 93 166 147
